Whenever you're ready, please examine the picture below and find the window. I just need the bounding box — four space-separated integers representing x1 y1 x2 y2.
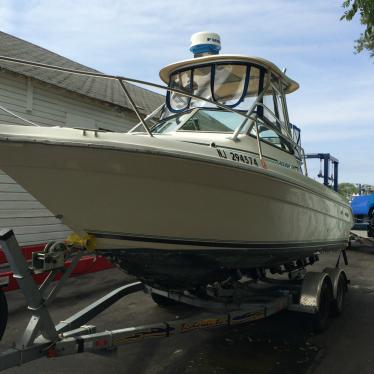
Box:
250 120 293 153
262 89 277 127
153 109 248 134
260 128 282 145
166 63 263 113
168 70 192 112
152 112 192 134
181 110 243 132
213 64 247 106
271 76 291 137
247 67 261 97
190 66 213 108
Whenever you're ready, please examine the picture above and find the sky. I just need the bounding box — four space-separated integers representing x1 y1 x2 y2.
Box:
0 0 373 184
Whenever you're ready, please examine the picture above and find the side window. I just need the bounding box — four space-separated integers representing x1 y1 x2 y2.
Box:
250 121 293 153
168 70 192 112
274 93 285 124
259 74 290 137
271 77 291 137
190 66 213 108
259 128 282 146
262 87 277 127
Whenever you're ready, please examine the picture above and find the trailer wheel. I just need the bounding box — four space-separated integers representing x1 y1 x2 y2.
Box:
0 288 8 340
310 277 333 333
151 293 179 308
330 272 348 317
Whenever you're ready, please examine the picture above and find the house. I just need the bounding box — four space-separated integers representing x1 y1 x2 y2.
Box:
0 31 163 246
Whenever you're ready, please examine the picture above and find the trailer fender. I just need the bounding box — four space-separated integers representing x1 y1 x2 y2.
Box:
299 272 334 332
299 272 333 313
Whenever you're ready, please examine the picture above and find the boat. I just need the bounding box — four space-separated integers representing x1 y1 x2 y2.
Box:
0 32 353 290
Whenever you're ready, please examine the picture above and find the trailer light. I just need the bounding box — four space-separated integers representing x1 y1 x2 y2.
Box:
95 339 109 347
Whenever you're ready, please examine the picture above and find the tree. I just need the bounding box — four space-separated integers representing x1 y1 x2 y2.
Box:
338 182 358 197
341 0 374 58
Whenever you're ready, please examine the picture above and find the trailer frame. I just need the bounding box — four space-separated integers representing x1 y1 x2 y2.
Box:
0 229 348 372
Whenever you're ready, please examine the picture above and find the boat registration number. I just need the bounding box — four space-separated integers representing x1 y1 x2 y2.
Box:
216 148 259 167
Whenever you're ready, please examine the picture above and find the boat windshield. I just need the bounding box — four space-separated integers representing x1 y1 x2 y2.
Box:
153 107 295 154
165 63 262 114
152 109 247 134
161 62 292 140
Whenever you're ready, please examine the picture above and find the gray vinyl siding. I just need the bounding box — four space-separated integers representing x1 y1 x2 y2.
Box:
0 170 71 246
0 70 138 129
0 69 140 246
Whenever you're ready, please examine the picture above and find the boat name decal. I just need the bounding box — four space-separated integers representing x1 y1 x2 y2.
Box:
216 148 259 167
216 148 299 171
276 160 299 171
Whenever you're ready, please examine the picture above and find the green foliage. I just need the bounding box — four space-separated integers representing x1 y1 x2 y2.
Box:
338 182 358 197
341 0 374 58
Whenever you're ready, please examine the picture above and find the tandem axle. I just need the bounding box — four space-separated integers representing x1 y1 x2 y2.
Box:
0 229 348 372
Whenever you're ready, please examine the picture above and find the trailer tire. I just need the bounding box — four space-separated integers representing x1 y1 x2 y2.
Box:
310 277 333 333
330 272 348 317
0 288 8 340
151 293 179 308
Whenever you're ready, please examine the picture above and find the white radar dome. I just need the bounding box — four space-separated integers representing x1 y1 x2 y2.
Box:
190 31 221 57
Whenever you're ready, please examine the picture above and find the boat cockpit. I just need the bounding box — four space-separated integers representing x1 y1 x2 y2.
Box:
125 31 304 172
137 53 306 173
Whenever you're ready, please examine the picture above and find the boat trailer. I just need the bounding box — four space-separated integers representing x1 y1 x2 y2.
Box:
350 231 374 248
0 228 349 372
0 246 113 293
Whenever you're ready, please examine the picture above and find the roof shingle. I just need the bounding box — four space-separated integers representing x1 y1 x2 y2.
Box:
0 32 164 114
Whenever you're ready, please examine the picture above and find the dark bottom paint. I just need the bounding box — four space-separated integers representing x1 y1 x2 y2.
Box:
99 243 345 290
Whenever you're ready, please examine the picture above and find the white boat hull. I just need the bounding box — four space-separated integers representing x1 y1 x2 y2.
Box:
0 125 352 288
